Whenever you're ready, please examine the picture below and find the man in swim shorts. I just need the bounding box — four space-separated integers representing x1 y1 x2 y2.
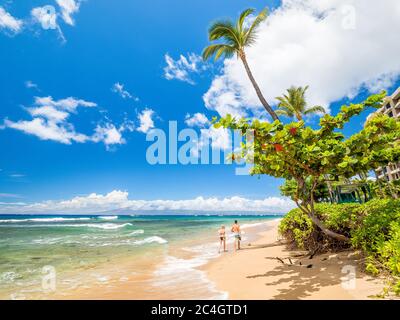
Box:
231 220 241 251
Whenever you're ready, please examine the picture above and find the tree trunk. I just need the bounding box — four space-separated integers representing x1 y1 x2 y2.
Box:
308 213 350 242
294 199 350 243
324 175 335 203
239 51 280 122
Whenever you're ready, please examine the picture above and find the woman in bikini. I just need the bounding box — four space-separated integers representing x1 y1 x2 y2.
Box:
218 225 227 253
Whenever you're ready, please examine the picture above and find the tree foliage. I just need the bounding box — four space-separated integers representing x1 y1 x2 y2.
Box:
214 91 400 241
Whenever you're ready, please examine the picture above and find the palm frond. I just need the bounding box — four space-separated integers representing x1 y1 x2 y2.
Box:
244 7 268 46
215 45 236 61
237 8 255 32
208 21 240 46
275 109 292 118
202 44 236 61
304 105 326 115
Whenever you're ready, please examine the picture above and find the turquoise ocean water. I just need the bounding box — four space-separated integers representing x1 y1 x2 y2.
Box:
0 214 279 299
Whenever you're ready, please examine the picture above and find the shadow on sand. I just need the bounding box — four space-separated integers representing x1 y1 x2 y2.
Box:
245 247 371 299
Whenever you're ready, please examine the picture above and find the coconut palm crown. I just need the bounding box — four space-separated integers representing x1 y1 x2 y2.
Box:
275 86 326 121
202 8 279 121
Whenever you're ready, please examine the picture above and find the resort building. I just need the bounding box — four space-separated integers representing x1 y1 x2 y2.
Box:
373 87 400 182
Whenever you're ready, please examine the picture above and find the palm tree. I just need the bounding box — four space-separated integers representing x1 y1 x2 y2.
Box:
202 8 279 122
275 86 325 121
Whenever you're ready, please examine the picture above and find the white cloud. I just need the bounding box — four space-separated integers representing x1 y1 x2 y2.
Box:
189 126 231 159
27 106 69 123
185 113 209 128
0 6 23 33
204 0 400 117
111 82 138 101
92 123 125 147
200 127 231 151
31 5 66 42
3 95 136 148
25 80 39 90
3 96 94 145
3 96 96 144
164 53 205 85
0 193 21 198
56 0 80 26
0 190 295 214
4 117 89 144
34 96 96 112
137 109 155 133
31 6 58 29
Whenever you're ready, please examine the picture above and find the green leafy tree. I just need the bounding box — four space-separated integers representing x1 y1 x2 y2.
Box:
215 91 400 241
276 85 325 121
202 8 279 121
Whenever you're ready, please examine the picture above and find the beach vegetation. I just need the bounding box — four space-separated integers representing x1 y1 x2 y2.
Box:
214 91 400 243
279 199 400 295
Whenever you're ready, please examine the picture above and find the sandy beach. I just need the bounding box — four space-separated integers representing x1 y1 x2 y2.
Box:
204 219 386 300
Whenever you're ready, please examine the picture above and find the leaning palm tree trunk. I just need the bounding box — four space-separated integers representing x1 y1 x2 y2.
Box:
239 51 279 121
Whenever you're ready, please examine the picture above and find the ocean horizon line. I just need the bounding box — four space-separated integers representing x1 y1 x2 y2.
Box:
0 212 285 217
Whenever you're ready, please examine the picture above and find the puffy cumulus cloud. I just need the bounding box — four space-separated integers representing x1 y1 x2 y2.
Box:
0 6 23 33
27 106 69 123
4 117 89 144
184 113 230 153
92 123 126 148
204 0 400 117
0 190 295 214
3 95 133 148
188 126 232 160
164 53 206 85
200 127 231 151
184 113 210 128
137 108 155 133
3 96 96 144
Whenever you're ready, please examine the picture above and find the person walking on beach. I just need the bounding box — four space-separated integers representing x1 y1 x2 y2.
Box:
231 220 241 252
218 225 227 253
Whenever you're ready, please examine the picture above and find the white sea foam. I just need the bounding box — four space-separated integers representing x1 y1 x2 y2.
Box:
153 241 228 299
129 230 144 236
10 223 133 230
0 217 91 223
1 271 21 283
82 235 167 247
98 216 118 220
133 236 167 245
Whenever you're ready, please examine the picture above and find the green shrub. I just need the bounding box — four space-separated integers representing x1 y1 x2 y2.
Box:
350 199 400 252
279 202 360 250
278 208 314 249
279 198 400 295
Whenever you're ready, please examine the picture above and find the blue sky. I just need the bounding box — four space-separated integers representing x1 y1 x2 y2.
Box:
0 0 399 214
